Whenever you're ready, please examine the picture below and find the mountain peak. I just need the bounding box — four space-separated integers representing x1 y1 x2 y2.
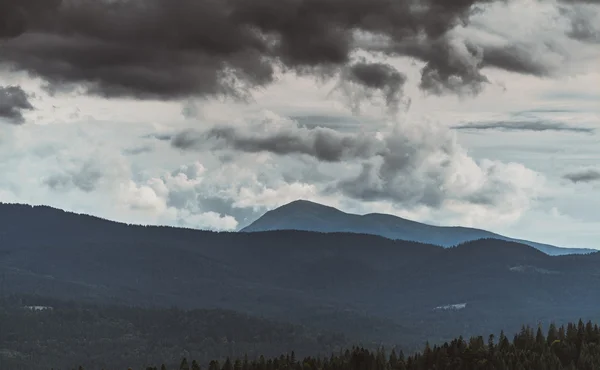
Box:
242 200 594 256
281 199 324 207
276 199 344 213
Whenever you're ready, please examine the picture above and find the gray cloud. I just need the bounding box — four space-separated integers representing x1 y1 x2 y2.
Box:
173 126 384 162
371 34 490 96
452 120 594 133
347 62 405 91
181 100 201 119
122 145 155 156
563 169 600 183
481 44 555 77
560 4 600 43
0 0 60 38
332 130 458 208
0 85 34 124
336 60 408 113
44 160 104 192
171 130 204 151
170 118 540 211
512 108 580 115
292 114 363 130
542 91 600 101
144 133 174 141
1 0 592 100
417 38 489 96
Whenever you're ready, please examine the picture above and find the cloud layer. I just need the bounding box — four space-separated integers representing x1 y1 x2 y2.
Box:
174 125 383 162
1 0 595 100
453 120 594 133
172 111 544 226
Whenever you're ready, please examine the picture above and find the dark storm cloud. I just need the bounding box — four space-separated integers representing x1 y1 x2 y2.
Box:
563 169 600 183
559 0 600 4
0 0 560 100
172 126 384 162
0 85 34 124
419 42 488 96
370 35 491 96
0 0 61 38
335 60 408 112
452 120 594 133
347 62 406 99
480 44 555 77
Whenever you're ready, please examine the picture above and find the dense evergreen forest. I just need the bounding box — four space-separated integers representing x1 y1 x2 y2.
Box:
0 296 350 370
85 321 600 370
4 296 600 369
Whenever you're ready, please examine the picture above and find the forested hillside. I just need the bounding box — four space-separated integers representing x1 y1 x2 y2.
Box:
2 203 600 348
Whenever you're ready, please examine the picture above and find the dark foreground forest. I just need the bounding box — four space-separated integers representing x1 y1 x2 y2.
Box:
47 321 600 369
3 296 600 370
0 297 349 370
158 322 600 370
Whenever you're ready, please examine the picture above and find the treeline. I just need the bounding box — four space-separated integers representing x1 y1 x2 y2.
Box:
137 320 600 370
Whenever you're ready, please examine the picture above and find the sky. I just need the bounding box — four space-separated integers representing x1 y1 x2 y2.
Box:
0 0 599 249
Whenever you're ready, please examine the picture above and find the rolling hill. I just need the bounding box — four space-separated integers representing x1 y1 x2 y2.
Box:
241 200 593 256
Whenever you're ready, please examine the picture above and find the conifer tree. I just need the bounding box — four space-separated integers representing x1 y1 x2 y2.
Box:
180 358 190 370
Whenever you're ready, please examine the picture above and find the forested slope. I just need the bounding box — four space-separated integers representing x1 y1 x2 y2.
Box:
2 203 600 352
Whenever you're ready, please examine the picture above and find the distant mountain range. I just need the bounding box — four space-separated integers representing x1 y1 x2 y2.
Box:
241 200 594 256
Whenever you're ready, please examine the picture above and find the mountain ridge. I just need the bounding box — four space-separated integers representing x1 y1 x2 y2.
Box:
241 199 594 256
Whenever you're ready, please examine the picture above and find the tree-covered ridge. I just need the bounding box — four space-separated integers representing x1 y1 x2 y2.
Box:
138 320 600 370
4 200 600 349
